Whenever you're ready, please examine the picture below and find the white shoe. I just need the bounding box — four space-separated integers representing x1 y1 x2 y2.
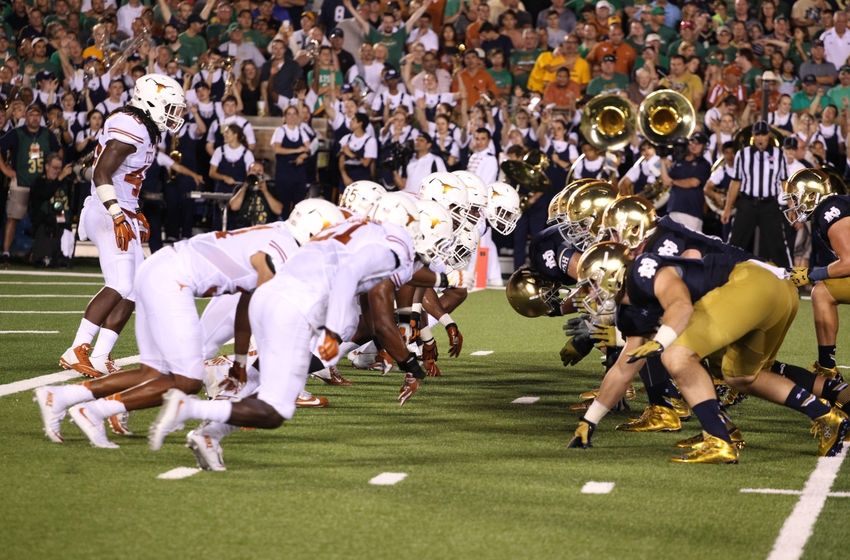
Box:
88 355 116 377
149 389 190 451
186 430 226 471
34 387 66 443
107 412 133 436
69 404 119 449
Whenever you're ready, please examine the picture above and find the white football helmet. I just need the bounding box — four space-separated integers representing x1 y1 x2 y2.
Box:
130 73 186 134
444 222 480 270
286 198 345 245
419 171 469 227
416 199 454 264
339 180 386 216
486 182 521 235
453 170 488 222
371 192 444 262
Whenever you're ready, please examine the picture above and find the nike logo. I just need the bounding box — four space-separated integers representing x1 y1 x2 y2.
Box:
78 407 94 426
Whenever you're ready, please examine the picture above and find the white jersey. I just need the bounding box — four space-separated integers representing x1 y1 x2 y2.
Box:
90 111 156 210
274 218 415 334
173 223 299 297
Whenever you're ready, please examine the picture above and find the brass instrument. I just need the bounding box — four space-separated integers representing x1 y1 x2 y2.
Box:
305 39 321 61
704 156 730 217
579 94 637 152
500 150 551 211
107 26 150 70
630 155 669 209
637 89 696 151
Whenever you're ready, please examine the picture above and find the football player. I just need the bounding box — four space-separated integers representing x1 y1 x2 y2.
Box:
59 74 185 378
566 242 849 463
147 195 454 460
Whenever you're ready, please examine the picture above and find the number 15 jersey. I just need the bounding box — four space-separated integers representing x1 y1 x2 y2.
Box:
90 111 157 210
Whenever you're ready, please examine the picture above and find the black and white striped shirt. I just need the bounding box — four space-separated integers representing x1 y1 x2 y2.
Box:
732 145 787 199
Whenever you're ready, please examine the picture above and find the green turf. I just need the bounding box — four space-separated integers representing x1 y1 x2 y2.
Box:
1 283 849 560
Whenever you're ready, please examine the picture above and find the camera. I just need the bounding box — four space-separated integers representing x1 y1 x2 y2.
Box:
380 141 414 170
245 174 262 191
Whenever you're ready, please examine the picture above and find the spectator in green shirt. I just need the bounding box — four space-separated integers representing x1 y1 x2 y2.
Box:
792 74 829 114
177 14 208 70
25 37 60 77
828 66 850 110
344 0 433 71
510 29 542 91
487 49 513 98
586 54 629 96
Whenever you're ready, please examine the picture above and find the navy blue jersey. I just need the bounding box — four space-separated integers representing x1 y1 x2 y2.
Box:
616 303 665 337
645 216 752 260
529 225 580 284
812 195 850 262
625 252 748 309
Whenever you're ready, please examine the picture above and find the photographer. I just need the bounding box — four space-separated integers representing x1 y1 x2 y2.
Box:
28 153 73 267
379 106 417 188
228 161 283 228
395 133 446 194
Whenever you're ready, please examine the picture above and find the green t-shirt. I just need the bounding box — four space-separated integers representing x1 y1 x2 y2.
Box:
368 27 407 70
742 68 761 95
791 91 823 113
307 68 343 90
26 57 61 77
586 73 629 96
667 38 707 59
12 128 57 188
706 45 737 65
828 85 850 111
177 32 207 68
206 23 231 46
488 68 512 91
510 47 541 90
634 54 669 73
444 0 461 19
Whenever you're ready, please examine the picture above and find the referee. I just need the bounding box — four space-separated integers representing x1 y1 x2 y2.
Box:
721 120 791 266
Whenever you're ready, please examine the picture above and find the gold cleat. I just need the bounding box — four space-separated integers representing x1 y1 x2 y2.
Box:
578 385 636 402
812 362 844 382
616 405 682 432
675 427 746 449
666 397 692 420
811 408 850 457
569 399 592 412
670 433 739 464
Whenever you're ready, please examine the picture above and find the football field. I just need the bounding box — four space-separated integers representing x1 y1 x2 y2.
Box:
1 266 849 560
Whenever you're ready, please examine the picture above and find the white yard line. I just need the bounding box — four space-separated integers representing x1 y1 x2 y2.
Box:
765 447 849 560
0 311 83 314
0 295 93 298
0 354 140 398
470 350 494 356
0 281 102 286
0 270 102 278
0 330 60 334
157 467 202 480
581 482 615 494
368 472 407 485
742 488 850 498
511 396 540 404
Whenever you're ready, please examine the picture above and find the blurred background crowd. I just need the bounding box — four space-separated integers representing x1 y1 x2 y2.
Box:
0 0 847 273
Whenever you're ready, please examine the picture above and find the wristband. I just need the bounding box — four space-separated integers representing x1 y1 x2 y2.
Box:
399 352 426 379
95 183 123 219
396 306 411 323
438 313 454 327
412 303 422 315
584 400 610 425
435 272 448 289
653 325 678 349
809 266 830 282
233 354 248 367
420 325 433 342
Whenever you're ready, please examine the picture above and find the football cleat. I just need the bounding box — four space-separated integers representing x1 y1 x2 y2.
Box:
317 366 352 386
580 385 635 401
186 430 226 472
811 408 850 457
666 397 692 420
107 412 133 436
149 389 191 451
88 355 118 378
812 361 844 383
295 391 329 407
675 427 746 450
616 405 682 432
670 433 739 464
68 404 119 449
33 387 66 443
371 350 394 375
59 343 102 378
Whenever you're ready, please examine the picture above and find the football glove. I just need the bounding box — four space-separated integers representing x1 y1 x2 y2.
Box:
136 211 151 243
566 419 596 449
227 362 247 385
370 349 394 375
422 339 438 362
560 333 594 366
788 266 810 287
563 315 591 337
446 323 463 358
398 372 420 405
424 358 442 377
318 328 342 361
589 324 616 348
112 213 136 251
409 312 422 345
627 340 664 363
446 270 473 289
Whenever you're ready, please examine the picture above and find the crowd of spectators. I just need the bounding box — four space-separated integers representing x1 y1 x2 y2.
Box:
0 0 847 270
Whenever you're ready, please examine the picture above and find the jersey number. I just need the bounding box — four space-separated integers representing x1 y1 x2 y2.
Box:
311 221 367 244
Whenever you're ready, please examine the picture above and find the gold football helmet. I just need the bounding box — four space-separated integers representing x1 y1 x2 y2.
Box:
601 195 657 249
572 241 631 316
547 179 601 224
506 267 560 318
563 182 618 250
782 168 835 224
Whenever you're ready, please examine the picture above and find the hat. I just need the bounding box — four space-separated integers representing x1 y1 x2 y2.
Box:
188 14 204 25
803 74 817 84
783 136 799 149
340 83 353 94
330 27 344 38
472 47 486 58
716 25 730 35
388 1 401 10
227 22 241 33
597 0 614 11
31 36 47 46
417 132 433 144
761 71 779 82
26 103 43 114
301 11 316 22
680 20 695 30
774 14 788 22
384 68 400 80
602 54 616 63
723 64 742 77
35 70 55 82
841 65 850 73
752 120 770 135
646 33 662 43
690 131 708 144
813 39 825 47
608 16 622 26
650 6 665 15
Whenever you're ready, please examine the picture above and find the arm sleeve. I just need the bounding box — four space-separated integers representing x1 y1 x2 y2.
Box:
732 151 742 181
364 137 378 159
244 122 256 145
244 150 255 171
323 245 398 334
270 127 283 146
209 147 222 167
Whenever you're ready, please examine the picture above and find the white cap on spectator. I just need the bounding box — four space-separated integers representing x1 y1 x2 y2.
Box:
761 71 779 82
597 0 614 12
645 33 662 44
